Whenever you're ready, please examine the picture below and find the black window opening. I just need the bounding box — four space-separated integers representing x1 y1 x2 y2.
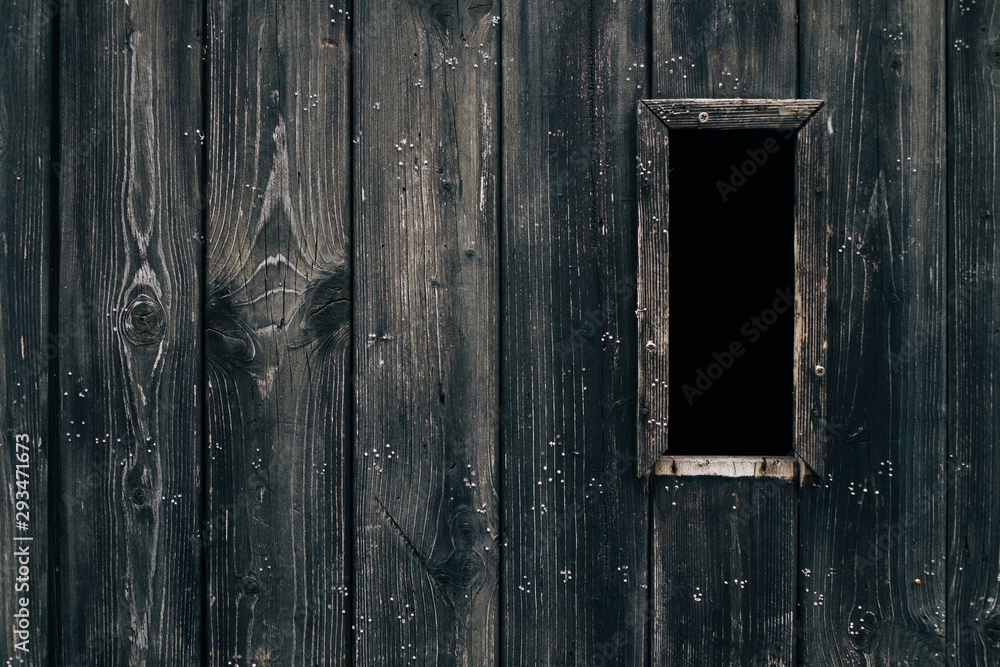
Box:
667 129 796 456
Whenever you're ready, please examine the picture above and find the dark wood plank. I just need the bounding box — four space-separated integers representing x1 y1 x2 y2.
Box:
353 2 499 663
794 109 830 476
652 474 797 664
501 1 649 663
652 0 797 99
648 4 800 663
947 1 1000 663
0 1 54 662
636 103 670 476
56 0 205 662
798 1 947 663
203 1 352 663
644 98 821 129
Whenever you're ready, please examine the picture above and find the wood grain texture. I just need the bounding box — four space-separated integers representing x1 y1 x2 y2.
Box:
501 0 649 663
57 0 205 663
652 477 797 665
353 1 499 664
794 109 830 476
0 0 53 662
636 103 669 476
652 0 797 99
653 456 799 479
644 98 822 129
947 1 1000 663
798 1 947 663
203 1 352 664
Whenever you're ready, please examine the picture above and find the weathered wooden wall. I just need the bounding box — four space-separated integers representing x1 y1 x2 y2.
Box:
0 0 996 665
354 2 499 664
501 1 649 664
204 0 352 663
948 2 1000 664
0 0 53 664
799 2 948 664
56 0 206 663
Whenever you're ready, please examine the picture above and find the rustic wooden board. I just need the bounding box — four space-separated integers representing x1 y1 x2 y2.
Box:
794 109 830 476
0 1 54 662
798 1 948 663
203 1 352 664
501 0 650 663
353 2 499 664
652 0 797 99
56 0 205 663
947 2 1000 663
653 456 799 479
652 476 797 664
644 98 821 129
636 103 670 476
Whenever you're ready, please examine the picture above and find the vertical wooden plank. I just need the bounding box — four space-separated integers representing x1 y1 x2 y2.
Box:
948 1 1000 663
648 3 799 663
652 0 798 99
57 0 204 663
204 1 351 664
502 0 649 663
799 1 947 663
0 0 53 662
794 109 830 476
354 2 499 664
636 104 669 476
652 475 797 664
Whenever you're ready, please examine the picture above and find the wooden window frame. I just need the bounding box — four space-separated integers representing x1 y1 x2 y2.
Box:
636 98 828 478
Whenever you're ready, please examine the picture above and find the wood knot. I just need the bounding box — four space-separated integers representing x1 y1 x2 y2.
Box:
304 268 350 335
983 614 1000 645
130 487 148 506
987 42 1000 68
451 509 480 548
460 552 485 582
206 291 257 364
123 296 164 345
413 0 458 31
848 608 880 651
466 0 493 22
241 574 261 596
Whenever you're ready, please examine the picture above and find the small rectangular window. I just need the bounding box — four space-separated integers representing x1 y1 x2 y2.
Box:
668 129 795 457
636 99 828 476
